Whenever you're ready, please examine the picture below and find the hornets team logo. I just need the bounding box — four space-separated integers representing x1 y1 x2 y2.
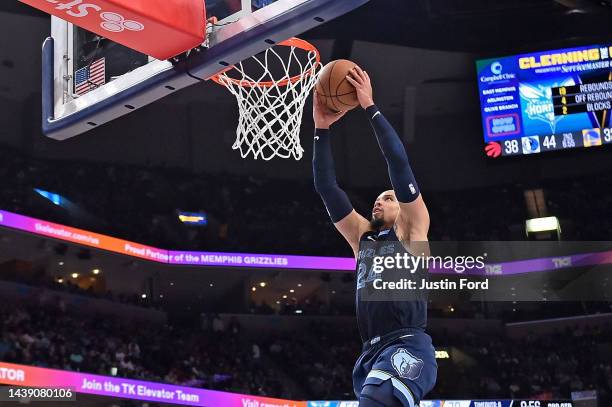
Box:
391 349 424 380
519 78 574 133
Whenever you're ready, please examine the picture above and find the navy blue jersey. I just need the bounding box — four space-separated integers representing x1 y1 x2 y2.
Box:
356 227 427 342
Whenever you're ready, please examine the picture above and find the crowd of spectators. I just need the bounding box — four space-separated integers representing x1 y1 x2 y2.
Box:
0 302 285 397
0 146 342 255
545 176 612 240
0 145 533 258
1 294 611 403
3 144 611 259
0 269 159 309
265 321 359 400
461 325 612 404
266 319 612 403
3 144 611 256
3 256 609 322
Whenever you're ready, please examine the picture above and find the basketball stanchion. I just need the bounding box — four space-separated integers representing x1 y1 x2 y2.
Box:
211 38 321 161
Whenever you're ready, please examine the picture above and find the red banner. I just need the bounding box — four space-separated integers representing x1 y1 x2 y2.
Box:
19 0 205 59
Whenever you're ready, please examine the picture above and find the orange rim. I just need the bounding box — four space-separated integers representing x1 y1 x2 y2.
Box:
210 38 320 88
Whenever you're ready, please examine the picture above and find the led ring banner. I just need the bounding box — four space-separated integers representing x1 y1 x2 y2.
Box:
2 209 612 275
0 362 574 407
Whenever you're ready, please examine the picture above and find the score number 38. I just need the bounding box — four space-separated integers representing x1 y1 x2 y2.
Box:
504 140 520 154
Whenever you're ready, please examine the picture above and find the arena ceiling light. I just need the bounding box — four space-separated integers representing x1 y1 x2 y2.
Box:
34 188 63 206
526 216 561 240
526 216 561 233
435 350 450 359
554 0 612 13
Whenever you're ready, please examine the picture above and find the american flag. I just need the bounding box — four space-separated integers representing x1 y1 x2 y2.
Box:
74 58 106 96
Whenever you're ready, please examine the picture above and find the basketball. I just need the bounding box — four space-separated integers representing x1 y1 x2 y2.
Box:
315 59 361 112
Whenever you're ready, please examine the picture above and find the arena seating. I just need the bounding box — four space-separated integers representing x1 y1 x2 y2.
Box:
0 288 610 403
2 145 610 257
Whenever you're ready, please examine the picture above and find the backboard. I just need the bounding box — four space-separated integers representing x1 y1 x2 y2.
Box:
42 0 369 140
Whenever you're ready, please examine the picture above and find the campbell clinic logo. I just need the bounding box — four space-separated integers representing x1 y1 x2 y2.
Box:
44 0 144 33
480 61 516 83
491 61 503 75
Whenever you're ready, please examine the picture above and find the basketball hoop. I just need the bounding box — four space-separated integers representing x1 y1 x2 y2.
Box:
211 38 321 160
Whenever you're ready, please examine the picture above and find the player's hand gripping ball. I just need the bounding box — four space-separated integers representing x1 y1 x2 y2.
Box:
315 59 362 112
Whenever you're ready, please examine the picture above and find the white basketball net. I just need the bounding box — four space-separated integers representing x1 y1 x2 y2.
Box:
213 40 320 160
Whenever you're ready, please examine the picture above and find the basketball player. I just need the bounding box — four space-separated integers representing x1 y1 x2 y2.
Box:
312 66 437 407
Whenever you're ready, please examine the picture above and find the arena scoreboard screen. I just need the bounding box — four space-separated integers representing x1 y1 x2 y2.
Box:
477 44 612 158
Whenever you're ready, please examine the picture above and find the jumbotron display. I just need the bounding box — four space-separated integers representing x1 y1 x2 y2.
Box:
477 44 612 157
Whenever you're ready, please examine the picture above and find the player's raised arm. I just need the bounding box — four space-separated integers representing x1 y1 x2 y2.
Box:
312 92 370 256
346 67 430 243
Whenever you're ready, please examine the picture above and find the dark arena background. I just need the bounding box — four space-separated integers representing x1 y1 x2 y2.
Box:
1 0 612 406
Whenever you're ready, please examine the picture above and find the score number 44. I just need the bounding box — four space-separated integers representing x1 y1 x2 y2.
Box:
537 135 559 150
